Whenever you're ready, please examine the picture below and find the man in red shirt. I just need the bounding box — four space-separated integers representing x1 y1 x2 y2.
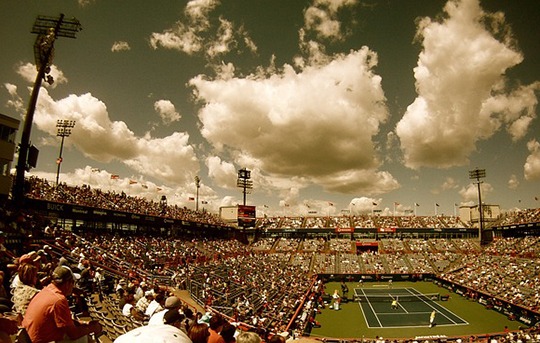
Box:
22 265 102 343
208 313 226 343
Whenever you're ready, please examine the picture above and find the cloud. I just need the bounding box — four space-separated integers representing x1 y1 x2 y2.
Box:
78 0 95 7
350 196 380 215
206 155 237 188
480 82 540 141
396 0 533 169
190 47 399 194
149 0 256 59
31 89 199 185
303 0 357 41
459 182 493 202
441 177 459 191
507 174 519 190
524 139 540 181
111 41 131 52
4 83 24 113
16 63 67 89
154 100 181 124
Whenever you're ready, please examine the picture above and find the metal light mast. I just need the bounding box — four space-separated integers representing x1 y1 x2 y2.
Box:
195 176 200 211
13 14 82 203
55 119 76 186
236 168 253 206
469 168 486 245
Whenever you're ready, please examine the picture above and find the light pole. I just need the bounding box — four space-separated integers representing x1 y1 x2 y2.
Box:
469 168 486 245
55 119 76 186
13 14 82 204
194 176 200 211
236 168 253 206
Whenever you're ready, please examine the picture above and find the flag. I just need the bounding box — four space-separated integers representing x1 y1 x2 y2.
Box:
188 197 195 201
436 203 440 207
129 180 137 185
414 203 419 206
110 174 119 180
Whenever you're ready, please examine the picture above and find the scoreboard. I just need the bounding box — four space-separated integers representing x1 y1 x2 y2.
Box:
237 205 256 228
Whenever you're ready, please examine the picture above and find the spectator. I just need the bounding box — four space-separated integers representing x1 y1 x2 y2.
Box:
148 295 182 326
114 309 191 343
208 313 226 343
221 323 237 343
22 265 102 343
11 263 40 315
236 332 262 343
189 322 211 343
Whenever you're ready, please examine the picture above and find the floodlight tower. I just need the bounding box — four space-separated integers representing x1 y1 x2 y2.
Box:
469 168 486 244
195 175 201 211
13 14 82 204
55 119 76 186
236 168 253 206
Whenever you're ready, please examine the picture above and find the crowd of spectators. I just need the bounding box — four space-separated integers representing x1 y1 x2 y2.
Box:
1 177 540 342
257 214 470 230
1 212 540 342
26 176 228 226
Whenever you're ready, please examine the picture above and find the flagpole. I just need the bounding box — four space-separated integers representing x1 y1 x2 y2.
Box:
434 203 438 216
414 203 417 216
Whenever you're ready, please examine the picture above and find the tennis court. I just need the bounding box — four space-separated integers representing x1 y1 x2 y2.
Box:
355 287 468 328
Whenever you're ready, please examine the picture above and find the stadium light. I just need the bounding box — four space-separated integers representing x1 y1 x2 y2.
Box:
237 168 253 206
13 14 82 204
469 168 486 245
55 119 76 186
195 175 200 211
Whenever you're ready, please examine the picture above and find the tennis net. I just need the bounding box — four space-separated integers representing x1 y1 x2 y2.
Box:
353 293 440 302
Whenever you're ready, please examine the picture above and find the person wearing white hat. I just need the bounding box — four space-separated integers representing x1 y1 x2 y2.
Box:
114 309 191 343
148 296 182 326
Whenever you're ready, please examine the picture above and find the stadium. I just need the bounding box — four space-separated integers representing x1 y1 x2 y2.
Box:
0 175 538 342
0 1 539 342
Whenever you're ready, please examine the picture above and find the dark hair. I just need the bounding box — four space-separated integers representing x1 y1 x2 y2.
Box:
164 309 185 325
189 323 210 343
221 323 236 343
268 335 286 343
18 263 38 286
209 313 224 330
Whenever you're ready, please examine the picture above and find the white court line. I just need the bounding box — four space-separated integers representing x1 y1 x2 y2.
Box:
405 288 468 325
359 288 383 328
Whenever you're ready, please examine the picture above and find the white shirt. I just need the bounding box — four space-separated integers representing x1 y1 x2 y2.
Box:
114 323 192 343
145 300 163 317
148 310 167 326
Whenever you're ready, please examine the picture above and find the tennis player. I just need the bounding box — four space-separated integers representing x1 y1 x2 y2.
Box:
429 310 436 327
391 299 398 310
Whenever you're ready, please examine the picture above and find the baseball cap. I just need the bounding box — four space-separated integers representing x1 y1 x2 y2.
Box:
164 296 181 309
52 265 80 282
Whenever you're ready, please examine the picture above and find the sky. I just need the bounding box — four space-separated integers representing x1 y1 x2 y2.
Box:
0 0 539 218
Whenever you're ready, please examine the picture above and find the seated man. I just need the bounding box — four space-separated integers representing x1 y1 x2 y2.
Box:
22 266 102 343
